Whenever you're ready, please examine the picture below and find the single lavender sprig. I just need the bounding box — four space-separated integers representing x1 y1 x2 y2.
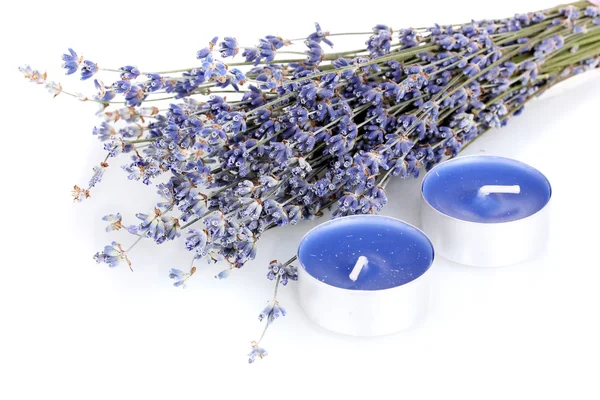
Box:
248 256 298 363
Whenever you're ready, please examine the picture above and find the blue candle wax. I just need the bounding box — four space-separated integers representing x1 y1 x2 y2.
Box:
297 216 434 290
422 156 551 223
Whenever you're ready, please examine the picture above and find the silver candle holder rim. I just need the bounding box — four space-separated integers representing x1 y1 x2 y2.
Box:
420 155 553 225
296 214 436 294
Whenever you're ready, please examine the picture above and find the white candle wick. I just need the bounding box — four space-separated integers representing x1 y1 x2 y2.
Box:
349 256 368 282
478 184 521 196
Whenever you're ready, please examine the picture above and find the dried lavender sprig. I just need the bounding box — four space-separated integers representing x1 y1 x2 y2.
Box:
248 256 298 362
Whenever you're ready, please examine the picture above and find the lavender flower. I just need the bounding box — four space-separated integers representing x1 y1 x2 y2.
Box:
80 60 98 80
112 80 131 93
169 266 196 288
258 301 287 323
19 65 46 84
219 37 239 58
45 81 62 97
71 185 89 202
248 342 267 363
215 268 233 279
119 65 140 80
93 241 132 270
89 165 105 187
308 23 333 47
137 209 166 241
267 260 298 285
61 48 81 75
102 213 123 232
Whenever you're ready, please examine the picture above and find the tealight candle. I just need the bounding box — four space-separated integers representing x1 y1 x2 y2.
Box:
420 155 552 267
297 215 434 336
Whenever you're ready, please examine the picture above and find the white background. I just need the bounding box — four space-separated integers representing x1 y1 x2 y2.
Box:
2 0 599 399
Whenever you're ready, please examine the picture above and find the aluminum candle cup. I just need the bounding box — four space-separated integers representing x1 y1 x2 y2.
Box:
297 215 434 336
420 155 552 267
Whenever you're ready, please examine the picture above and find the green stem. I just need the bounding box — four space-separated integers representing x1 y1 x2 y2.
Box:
124 137 157 144
257 274 281 345
494 20 554 45
542 42 600 70
544 39 600 68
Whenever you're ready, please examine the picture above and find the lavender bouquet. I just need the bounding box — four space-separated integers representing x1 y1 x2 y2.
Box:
21 1 600 362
